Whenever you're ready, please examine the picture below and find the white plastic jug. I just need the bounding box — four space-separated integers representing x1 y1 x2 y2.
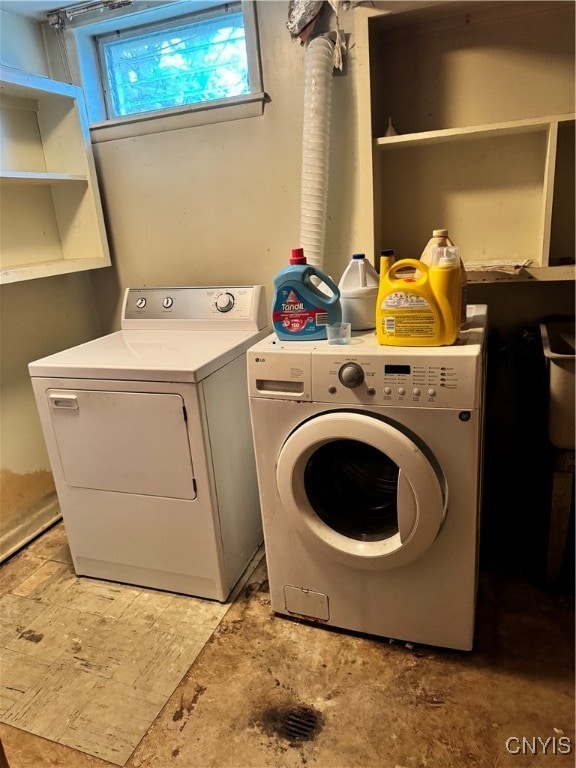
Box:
338 254 379 331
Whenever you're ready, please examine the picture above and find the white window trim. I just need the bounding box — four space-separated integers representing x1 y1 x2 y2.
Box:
46 0 264 143
90 91 265 141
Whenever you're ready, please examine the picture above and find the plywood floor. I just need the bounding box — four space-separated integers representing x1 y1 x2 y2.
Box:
0 521 574 768
0 523 260 765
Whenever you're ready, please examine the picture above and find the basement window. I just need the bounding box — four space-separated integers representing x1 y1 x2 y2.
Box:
49 1 264 142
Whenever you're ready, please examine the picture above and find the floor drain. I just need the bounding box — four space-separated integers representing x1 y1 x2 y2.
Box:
261 704 323 743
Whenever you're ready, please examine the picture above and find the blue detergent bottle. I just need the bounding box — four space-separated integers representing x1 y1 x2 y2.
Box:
272 248 342 341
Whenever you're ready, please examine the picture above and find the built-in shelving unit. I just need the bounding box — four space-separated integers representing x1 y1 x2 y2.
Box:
354 1 575 281
0 66 110 284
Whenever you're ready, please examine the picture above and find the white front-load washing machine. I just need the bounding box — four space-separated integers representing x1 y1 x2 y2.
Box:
29 286 268 601
247 305 488 650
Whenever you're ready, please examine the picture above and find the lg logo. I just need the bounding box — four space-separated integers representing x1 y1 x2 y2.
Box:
254 357 266 363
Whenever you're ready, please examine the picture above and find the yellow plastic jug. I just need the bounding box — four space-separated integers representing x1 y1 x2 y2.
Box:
376 251 460 346
420 229 468 329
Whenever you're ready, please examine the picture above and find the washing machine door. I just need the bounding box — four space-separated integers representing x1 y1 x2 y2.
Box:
276 412 447 570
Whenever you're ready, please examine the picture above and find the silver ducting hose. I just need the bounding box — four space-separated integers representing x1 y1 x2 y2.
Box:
300 35 335 270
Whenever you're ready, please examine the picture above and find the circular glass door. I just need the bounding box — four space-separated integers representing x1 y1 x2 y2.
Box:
304 439 400 542
276 412 446 570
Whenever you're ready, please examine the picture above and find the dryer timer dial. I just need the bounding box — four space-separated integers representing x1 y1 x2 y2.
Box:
338 363 365 388
215 292 235 312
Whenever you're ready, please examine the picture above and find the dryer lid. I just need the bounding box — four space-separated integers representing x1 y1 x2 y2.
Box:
29 285 269 382
28 327 269 382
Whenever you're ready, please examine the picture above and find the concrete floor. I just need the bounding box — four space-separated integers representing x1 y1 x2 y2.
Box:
0 522 574 768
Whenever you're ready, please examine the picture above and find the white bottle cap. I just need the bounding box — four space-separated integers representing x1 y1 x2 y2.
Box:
432 246 460 267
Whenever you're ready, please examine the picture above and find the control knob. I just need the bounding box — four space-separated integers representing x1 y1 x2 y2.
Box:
215 292 235 312
338 363 365 389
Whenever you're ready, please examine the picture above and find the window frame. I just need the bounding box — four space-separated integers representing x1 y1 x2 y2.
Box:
51 0 264 143
95 3 252 121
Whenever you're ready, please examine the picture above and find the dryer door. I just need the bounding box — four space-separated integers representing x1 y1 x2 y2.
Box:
276 412 446 570
47 389 196 499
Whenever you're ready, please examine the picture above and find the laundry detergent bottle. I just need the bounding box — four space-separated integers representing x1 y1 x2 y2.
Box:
420 229 468 328
272 248 341 341
376 248 460 346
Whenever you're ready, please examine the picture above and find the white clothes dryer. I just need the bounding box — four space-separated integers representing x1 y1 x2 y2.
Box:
247 305 488 650
29 286 268 601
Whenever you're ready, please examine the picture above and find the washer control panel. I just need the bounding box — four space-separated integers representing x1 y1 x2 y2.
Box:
122 286 267 330
247 312 487 411
312 351 481 409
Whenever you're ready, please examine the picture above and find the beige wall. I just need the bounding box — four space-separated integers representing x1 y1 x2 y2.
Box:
0 8 48 74
89 1 363 332
0 275 101 558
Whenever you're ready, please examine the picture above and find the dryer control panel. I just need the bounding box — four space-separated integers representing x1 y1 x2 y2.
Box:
122 286 267 330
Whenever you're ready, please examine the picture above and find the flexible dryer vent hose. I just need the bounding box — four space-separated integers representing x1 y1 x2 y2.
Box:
300 35 335 270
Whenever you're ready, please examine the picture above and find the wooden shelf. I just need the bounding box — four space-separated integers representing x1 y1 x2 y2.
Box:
354 1 576 279
468 265 576 284
0 172 88 185
1 257 116 284
0 66 110 284
374 115 576 150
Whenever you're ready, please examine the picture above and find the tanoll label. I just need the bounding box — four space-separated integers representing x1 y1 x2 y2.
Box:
273 286 328 336
282 290 305 311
